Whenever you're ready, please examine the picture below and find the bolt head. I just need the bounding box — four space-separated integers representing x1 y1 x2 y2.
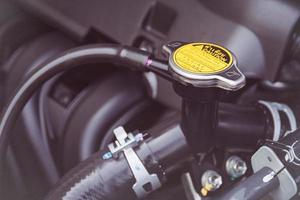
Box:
201 170 222 191
226 155 247 179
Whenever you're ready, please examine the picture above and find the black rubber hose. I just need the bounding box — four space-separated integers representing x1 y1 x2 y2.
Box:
45 150 146 200
216 103 269 148
0 45 148 155
45 123 189 199
218 167 279 200
0 44 170 185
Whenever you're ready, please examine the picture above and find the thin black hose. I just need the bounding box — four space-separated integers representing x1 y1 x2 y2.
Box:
0 44 153 179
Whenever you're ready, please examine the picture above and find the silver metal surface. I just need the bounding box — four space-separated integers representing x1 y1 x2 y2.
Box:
108 127 137 157
251 146 297 200
258 101 297 141
262 171 276 183
169 59 246 91
266 140 300 167
108 127 141 157
109 127 161 199
163 42 246 91
181 173 202 200
124 147 162 198
272 102 297 137
201 170 222 191
225 155 247 179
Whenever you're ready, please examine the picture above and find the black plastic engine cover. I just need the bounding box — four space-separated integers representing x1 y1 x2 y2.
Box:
11 0 300 81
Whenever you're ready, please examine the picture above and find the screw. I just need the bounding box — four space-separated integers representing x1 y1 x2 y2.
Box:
201 170 222 195
102 152 113 160
226 155 247 179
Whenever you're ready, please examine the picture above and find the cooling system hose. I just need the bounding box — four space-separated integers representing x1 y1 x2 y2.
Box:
0 44 166 157
45 150 137 200
0 42 284 199
45 123 189 200
0 44 170 193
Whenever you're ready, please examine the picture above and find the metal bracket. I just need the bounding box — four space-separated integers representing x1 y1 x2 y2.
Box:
251 146 298 200
108 127 162 199
266 139 300 166
258 101 297 141
181 173 202 200
108 127 141 158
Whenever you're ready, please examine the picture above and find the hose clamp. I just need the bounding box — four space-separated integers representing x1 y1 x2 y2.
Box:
258 101 297 141
108 127 162 199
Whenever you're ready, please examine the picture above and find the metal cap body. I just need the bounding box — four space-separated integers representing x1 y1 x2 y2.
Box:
163 41 246 91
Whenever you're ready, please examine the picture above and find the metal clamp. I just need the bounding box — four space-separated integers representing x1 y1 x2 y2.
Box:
108 127 161 199
258 101 297 141
265 139 300 166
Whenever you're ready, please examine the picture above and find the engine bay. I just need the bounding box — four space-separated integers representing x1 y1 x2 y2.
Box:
0 0 300 199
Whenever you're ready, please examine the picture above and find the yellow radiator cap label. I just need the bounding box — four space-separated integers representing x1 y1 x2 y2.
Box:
173 43 233 74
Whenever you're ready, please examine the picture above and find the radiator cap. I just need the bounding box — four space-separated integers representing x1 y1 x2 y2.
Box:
163 42 246 91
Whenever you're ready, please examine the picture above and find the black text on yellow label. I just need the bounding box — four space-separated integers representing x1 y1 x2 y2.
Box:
173 43 233 74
